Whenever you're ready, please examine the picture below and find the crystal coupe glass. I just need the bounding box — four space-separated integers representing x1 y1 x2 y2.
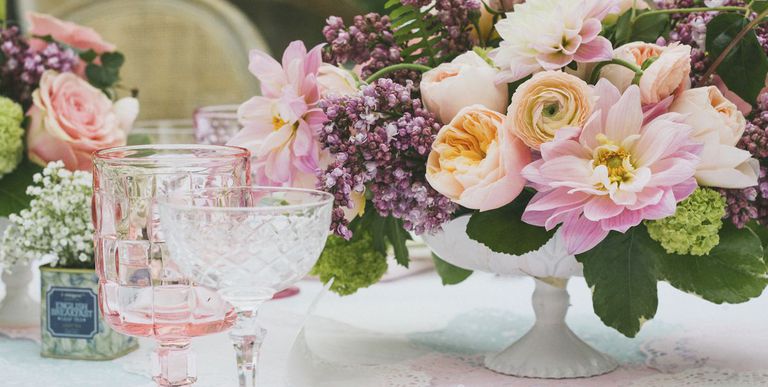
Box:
93 145 251 386
158 187 333 387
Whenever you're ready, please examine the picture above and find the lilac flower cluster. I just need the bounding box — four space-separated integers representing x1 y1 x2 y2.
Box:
322 13 404 81
430 0 482 58
0 26 78 107
720 167 768 228
318 78 456 238
721 92 768 227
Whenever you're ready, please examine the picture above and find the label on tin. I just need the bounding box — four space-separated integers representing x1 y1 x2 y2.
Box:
46 287 98 339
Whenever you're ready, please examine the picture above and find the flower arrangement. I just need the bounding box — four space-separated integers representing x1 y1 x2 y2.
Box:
0 12 137 222
1 161 94 269
228 0 768 337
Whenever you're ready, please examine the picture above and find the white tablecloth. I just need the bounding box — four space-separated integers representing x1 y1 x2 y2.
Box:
2 270 768 386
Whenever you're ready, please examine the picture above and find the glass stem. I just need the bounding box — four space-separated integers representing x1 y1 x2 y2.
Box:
152 339 196 386
230 308 267 387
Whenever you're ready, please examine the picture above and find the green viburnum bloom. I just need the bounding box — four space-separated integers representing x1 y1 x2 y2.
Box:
646 188 726 256
0 97 24 178
311 231 388 296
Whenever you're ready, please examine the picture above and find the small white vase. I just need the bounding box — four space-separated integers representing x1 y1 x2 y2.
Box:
423 215 617 379
0 261 39 328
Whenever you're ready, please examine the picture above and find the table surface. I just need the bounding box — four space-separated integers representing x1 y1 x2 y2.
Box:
2 269 768 387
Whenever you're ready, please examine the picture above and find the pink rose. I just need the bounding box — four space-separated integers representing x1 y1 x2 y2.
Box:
426 105 530 211
27 12 115 53
601 42 691 104
27 71 138 171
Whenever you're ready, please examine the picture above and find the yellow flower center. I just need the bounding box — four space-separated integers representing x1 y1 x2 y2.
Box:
594 134 636 187
272 115 288 131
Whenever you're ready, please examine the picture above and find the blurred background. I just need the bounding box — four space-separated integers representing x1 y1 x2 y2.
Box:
6 0 386 120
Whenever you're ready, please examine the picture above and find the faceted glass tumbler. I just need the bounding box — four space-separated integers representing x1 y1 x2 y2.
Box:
158 187 333 387
93 144 251 386
193 105 241 145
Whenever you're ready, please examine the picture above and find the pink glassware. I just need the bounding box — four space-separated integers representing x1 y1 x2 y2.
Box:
193 105 242 146
93 145 251 386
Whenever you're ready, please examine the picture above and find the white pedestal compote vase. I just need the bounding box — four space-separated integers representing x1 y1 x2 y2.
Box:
422 215 618 379
159 187 333 387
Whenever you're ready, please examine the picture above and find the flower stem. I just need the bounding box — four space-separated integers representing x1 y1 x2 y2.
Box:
632 6 748 23
701 7 768 83
364 64 433 83
589 58 643 85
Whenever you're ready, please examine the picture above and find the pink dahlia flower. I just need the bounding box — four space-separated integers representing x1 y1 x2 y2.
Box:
228 41 327 188
521 80 701 254
492 0 617 83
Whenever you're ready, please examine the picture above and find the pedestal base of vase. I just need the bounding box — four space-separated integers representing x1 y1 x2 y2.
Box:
485 279 617 379
0 262 39 328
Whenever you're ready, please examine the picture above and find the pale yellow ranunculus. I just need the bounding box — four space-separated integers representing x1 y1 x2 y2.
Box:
507 71 594 150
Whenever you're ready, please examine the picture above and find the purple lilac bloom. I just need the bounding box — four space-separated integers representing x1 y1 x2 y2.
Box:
722 92 768 227
318 78 456 238
0 26 78 108
322 13 408 81
720 167 768 228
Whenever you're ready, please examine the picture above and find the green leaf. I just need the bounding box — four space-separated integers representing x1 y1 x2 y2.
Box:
465 193 555 256
0 158 42 217
385 216 410 267
613 11 633 46
100 52 125 69
657 223 768 304
706 13 768 104
79 49 97 63
127 133 153 145
575 226 660 337
752 0 768 13
351 206 388 255
630 12 670 43
746 220 768 264
432 253 472 285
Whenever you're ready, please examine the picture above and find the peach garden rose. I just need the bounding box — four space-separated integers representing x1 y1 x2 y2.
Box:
420 51 508 124
426 105 530 211
600 42 691 104
27 71 138 171
670 86 759 189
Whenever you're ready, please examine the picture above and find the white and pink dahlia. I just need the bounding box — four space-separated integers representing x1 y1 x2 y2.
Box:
522 80 702 254
492 0 617 83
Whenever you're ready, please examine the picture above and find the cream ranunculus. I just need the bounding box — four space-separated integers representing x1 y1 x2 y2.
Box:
670 86 759 189
506 71 594 150
601 42 691 104
426 105 530 211
317 63 358 97
420 51 508 124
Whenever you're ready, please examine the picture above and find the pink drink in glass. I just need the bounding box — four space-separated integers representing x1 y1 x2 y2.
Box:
93 145 250 386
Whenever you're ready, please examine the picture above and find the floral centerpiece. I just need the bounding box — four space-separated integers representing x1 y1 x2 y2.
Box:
228 0 768 342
